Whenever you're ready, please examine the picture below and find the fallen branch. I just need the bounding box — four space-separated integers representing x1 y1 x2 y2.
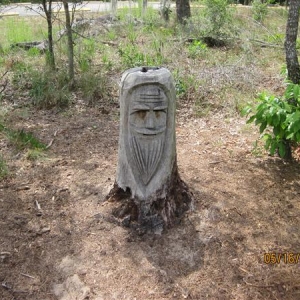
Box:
10 41 48 52
178 37 284 49
0 70 9 94
70 29 118 46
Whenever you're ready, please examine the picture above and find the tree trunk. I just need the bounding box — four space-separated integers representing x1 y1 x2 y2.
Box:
283 0 300 160
160 0 171 22
176 0 191 24
142 0 147 17
285 0 300 84
106 67 193 234
42 0 55 70
63 0 75 86
111 0 117 18
107 161 192 234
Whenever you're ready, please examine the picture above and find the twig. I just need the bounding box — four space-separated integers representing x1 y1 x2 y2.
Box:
208 160 224 164
0 70 9 94
35 200 41 211
20 273 35 279
15 185 30 191
1 282 12 290
239 267 253 276
46 129 58 149
71 28 118 46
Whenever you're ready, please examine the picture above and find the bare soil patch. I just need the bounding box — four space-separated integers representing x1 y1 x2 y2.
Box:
1 98 300 300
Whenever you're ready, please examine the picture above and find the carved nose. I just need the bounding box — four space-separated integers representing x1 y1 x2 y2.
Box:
145 111 155 129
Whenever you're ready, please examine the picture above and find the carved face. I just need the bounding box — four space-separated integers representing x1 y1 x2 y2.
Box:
127 85 168 185
129 86 167 136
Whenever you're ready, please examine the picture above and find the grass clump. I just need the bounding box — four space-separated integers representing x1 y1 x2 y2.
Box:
29 69 70 109
78 69 111 106
0 123 46 151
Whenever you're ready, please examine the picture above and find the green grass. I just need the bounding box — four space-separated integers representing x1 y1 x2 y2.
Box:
0 17 47 49
0 123 46 151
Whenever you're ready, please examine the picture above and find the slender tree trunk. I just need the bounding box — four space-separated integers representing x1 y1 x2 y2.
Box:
285 0 300 84
142 0 147 17
63 0 75 86
111 0 117 18
176 0 191 24
282 0 300 160
42 0 55 70
160 0 171 22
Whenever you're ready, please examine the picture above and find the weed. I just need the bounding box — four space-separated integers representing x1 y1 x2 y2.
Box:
76 38 96 72
173 70 198 102
107 29 117 41
11 60 32 88
102 53 114 70
251 140 265 157
187 40 207 59
26 148 47 161
128 23 138 44
0 155 8 179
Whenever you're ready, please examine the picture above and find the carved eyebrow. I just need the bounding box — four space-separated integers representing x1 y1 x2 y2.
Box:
153 105 167 111
131 105 150 112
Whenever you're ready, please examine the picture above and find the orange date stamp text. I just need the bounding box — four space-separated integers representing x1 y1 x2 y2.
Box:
263 252 300 264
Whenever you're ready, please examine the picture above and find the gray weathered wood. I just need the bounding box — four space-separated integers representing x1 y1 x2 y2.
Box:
107 67 193 233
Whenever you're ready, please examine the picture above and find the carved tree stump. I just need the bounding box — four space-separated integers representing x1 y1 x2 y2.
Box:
107 67 193 233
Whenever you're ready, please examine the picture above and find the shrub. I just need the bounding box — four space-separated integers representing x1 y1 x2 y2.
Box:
204 0 233 37
252 0 269 23
243 81 300 159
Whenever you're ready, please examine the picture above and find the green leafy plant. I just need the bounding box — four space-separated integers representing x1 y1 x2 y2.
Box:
243 82 300 159
187 40 207 59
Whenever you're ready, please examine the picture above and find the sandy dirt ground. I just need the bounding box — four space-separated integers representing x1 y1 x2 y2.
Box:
1 94 300 300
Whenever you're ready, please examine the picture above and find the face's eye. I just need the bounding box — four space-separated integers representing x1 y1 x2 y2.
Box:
155 111 160 118
137 110 147 119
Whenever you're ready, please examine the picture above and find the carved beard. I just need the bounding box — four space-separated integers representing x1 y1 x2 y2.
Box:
129 134 164 185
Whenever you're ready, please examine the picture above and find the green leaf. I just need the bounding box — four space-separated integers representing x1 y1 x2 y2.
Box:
264 135 272 150
259 122 267 133
286 132 294 140
246 115 256 124
270 140 278 156
283 101 292 113
241 106 252 117
278 141 286 158
294 84 300 99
